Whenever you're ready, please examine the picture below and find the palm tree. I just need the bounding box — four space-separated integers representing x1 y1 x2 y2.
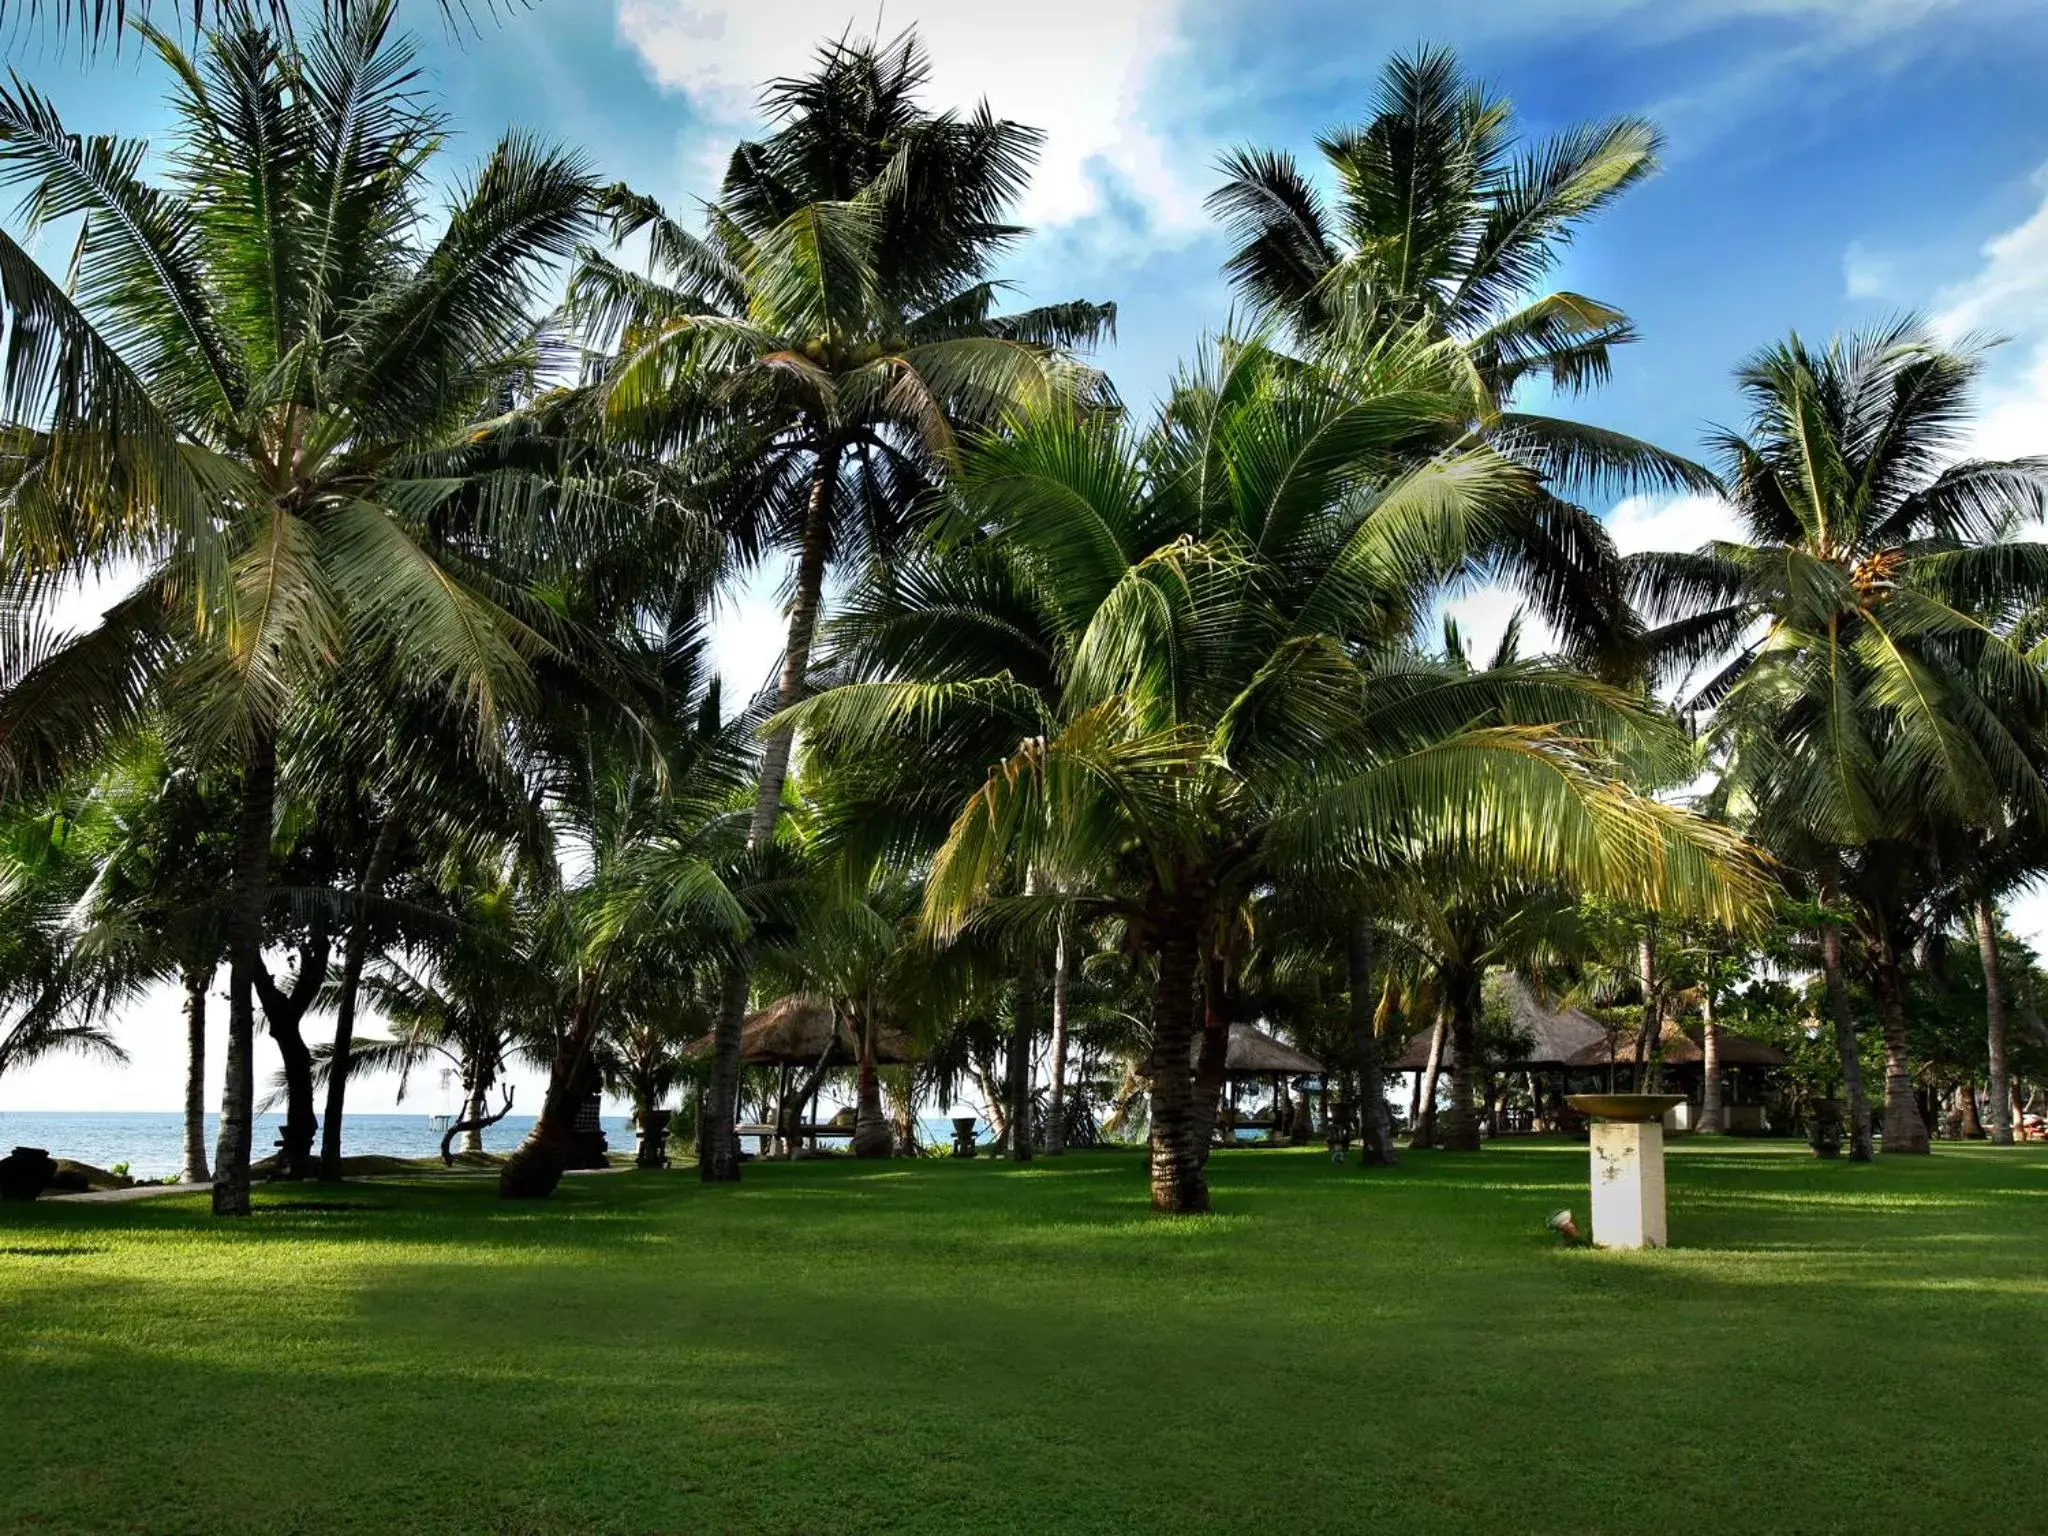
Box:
0 0 511 47
570 30 1116 1182
788 332 1767 1212
0 3 606 1212
1634 323 2048 1154
0 791 135 1090
1208 43 1709 613
69 735 235 1183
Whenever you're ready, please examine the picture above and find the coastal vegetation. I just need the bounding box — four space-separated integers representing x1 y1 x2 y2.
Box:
2 5 2045 1210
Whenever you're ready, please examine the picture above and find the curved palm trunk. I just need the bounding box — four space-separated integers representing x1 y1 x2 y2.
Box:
255 922 331 1181
1439 969 1484 1151
213 730 276 1218
704 436 842 1183
1147 922 1208 1213
1409 1008 1449 1150
320 815 402 1181
1045 914 1071 1156
502 988 602 1198
852 1011 892 1158
181 963 212 1184
1350 915 1396 1165
1871 949 1931 1155
1819 921 1874 1162
1974 893 2014 1146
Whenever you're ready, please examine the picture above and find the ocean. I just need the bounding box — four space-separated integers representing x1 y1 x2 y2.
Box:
0 1111 634 1180
0 1110 987 1178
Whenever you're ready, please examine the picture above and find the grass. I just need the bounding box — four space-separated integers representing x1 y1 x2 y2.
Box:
4 1140 2046 1535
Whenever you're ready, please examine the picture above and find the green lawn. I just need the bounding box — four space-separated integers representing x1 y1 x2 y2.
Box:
4 1140 2044 1534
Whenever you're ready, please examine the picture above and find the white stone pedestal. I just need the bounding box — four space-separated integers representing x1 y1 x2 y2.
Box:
1589 1119 1667 1249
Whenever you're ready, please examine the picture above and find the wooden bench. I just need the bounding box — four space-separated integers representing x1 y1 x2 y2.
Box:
735 1123 856 1155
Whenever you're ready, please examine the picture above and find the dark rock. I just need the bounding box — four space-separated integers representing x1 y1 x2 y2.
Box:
46 1170 91 1194
0 1147 58 1201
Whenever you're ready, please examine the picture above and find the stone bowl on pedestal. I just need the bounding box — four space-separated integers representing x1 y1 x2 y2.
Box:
1565 1093 1687 1122
1564 1095 1688 1249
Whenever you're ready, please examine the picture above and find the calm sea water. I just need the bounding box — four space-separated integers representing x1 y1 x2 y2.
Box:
0 1111 985 1178
0 1111 635 1180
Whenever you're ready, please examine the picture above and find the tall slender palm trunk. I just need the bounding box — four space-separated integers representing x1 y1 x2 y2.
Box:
1009 953 1037 1162
321 815 403 1180
1349 915 1395 1165
1045 914 1071 1155
1871 946 1931 1154
704 437 842 1183
1409 1008 1449 1149
1147 922 1207 1213
1698 973 1724 1134
1974 893 2014 1146
1819 920 1874 1161
213 730 276 1217
1439 970 1483 1151
181 963 212 1185
1632 916 1660 1092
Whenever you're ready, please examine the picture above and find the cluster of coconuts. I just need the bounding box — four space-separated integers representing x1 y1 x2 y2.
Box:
799 334 910 367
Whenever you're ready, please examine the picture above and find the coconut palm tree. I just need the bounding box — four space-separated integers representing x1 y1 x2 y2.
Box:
787 331 1767 1211
0 790 136 1089
1207 43 1710 586
0 2 607 1212
1633 323 2048 1154
68 735 235 1182
568 31 1115 1181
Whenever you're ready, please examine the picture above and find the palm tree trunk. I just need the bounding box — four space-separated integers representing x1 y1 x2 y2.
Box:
1010 951 1038 1162
852 1011 892 1158
320 815 402 1181
1409 1008 1449 1150
704 435 843 1183
1633 916 1660 1092
1189 963 1232 1165
1045 913 1071 1155
181 963 212 1185
1871 948 1931 1155
462 1074 488 1155
1147 921 1207 1213
255 921 331 1181
1350 915 1396 1165
502 987 602 1197
1698 974 1723 1134
213 729 276 1218
1819 920 1873 1161
1974 892 2014 1146
1439 970 1483 1151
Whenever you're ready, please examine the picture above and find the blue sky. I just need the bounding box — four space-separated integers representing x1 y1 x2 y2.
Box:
6 0 2048 1113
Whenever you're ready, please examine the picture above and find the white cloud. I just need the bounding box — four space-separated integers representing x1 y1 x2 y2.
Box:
1606 491 1742 555
1932 163 2048 464
612 0 1203 235
1842 240 1890 300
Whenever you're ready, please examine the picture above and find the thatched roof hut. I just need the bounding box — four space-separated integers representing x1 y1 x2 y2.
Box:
1148 1022 1325 1079
1387 975 1607 1071
685 994 914 1068
1565 1022 1787 1069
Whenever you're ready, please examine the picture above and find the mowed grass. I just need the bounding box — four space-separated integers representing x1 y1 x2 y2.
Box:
4 1140 2046 1535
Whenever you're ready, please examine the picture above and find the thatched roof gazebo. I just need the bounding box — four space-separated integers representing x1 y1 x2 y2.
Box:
685 994 913 1068
1147 1022 1326 1080
1564 1022 1788 1069
687 995 913 1155
1388 976 1606 1071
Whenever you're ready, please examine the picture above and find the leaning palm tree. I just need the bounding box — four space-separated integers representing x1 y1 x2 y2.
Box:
0 2 605 1212
789 330 1768 1212
571 30 1116 1182
1635 322 2048 1154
